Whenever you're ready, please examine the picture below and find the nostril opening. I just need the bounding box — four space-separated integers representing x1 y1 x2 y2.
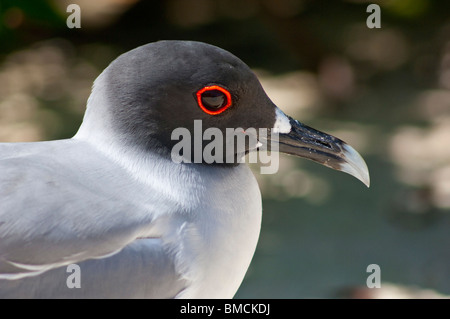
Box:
316 139 332 150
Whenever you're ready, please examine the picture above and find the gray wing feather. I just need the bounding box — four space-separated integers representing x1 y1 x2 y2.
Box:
0 238 187 298
0 140 187 297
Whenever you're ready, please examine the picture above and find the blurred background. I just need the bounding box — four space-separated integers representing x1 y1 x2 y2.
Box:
1 0 450 298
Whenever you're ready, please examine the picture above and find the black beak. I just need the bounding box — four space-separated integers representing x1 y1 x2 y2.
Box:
266 111 370 187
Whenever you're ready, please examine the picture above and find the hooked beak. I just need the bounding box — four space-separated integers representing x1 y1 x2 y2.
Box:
267 110 370 187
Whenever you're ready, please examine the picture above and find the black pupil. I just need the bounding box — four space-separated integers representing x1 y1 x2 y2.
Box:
201 90 226 109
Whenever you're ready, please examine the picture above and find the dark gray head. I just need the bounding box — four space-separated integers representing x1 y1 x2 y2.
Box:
76 40 369 186
101 41 274 156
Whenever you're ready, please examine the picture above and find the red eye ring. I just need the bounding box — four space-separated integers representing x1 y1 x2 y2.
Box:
196 85 232 115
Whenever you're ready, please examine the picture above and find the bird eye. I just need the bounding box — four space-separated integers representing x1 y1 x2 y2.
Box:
196 85 232 115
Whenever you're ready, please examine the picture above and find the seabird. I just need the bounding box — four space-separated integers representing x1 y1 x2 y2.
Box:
0 41 369 298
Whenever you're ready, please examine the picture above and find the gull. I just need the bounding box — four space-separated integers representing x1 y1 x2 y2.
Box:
0 41 369 298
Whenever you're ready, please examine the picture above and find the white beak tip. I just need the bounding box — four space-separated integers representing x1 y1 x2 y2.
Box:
339 144 370 188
